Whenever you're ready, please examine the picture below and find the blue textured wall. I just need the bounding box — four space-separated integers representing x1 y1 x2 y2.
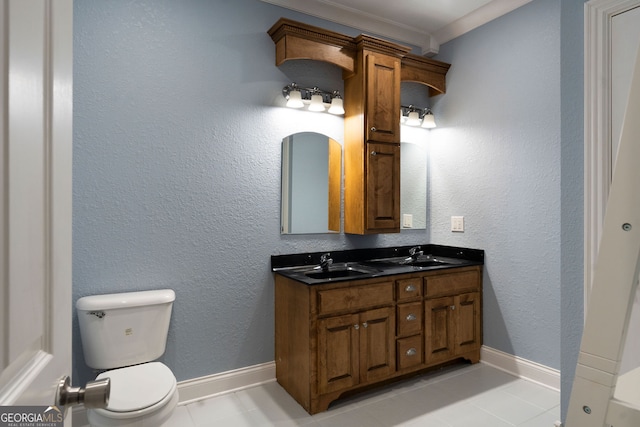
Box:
433 0 562 370
73 1 584 414
433 0 586 419
72 0 431 386
560 0 587 420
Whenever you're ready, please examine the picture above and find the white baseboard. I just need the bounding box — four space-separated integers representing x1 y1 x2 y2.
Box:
480 345 560 391
176 361 275 405
72 361 276 426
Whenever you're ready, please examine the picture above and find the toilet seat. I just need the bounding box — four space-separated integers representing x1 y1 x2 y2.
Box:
91 362 177 420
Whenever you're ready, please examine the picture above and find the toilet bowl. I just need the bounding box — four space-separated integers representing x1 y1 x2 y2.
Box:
76 289 178 427
86 362 178 427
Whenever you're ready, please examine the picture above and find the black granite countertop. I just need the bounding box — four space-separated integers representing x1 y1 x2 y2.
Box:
271 244 484 285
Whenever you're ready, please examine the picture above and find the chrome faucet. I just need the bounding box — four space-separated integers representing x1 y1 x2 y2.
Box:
319 253 333 271
407 246 423 261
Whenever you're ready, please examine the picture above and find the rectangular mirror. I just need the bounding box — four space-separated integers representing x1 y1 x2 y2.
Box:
400 139 428 230
281 132 341 234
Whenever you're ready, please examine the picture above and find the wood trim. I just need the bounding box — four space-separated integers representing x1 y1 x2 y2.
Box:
327 138 341 233
401 53 451 95
353 34 411 58
268 18 356 72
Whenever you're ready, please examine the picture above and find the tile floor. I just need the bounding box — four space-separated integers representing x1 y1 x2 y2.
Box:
164 363 561 427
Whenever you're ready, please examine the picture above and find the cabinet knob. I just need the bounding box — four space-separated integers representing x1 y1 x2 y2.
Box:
405 284 416 292
450 305 456 310
371 151 377 156
370 127 377 132
354 324 360 330
406 313 416 321
362 322 368 328
406 348 417 356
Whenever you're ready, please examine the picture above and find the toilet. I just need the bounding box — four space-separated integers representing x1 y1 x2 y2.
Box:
76 289 178 427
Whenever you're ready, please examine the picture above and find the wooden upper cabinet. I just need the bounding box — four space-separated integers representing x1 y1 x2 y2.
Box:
267 19 450 235
366 53 402 143
365 142 400 231
344 36 410 234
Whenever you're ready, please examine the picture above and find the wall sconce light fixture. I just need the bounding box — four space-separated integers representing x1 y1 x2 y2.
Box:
282 83 345 115
400 105 436 129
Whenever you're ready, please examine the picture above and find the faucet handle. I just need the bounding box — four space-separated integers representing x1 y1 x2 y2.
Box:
320 253 333 269
409 246 422 257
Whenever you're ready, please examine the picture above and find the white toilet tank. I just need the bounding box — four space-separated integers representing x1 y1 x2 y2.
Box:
76 289 175 370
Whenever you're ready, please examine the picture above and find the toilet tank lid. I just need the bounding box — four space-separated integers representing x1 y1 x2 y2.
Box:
76 289 175 311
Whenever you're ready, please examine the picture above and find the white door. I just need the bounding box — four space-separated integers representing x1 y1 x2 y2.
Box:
611 5 640 378
0 0 73 423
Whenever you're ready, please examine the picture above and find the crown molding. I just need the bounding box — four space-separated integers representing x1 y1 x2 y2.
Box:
259 0 431 53
433 0 534 46
260 0 532 56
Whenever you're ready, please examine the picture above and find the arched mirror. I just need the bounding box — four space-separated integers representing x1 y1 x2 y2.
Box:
281 132 341 234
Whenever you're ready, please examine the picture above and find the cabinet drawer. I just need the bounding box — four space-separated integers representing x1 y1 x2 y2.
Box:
317 281 394 316
397 302 422 337
397 335 423 370
424 270 479 298
396 278 422 301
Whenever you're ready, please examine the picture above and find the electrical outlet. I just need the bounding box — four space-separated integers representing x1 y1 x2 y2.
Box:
451 216 464 232
403 214 413 228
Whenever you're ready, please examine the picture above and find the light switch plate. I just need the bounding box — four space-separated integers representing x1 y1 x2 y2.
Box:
403 214 413 228
451 216 464 232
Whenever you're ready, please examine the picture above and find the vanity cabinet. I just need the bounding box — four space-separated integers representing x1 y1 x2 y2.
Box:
274 265 482 414
318 306 395 394
424 271 482 365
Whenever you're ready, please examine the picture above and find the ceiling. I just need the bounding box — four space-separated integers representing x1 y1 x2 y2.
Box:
260 0 532 56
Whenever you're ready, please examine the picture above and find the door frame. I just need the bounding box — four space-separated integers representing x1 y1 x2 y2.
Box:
584 0 640 310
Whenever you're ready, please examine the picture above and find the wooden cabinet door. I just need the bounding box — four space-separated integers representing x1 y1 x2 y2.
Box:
454 292 482 355
365 54 401 143
425 296 455 364
366 142 400 232
318 313 360 394
359 307 396 383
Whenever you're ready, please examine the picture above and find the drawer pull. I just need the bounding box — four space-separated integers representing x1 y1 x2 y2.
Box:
371 127 377 132
362 322 368 328
406 313 416 321
405 284 416 292
450 305 456 310
406 348 417 356
354 324 360 330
